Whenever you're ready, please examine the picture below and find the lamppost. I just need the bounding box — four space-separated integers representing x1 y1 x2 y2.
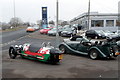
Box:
88 0 90 30
56 0 59 48
13 0 16 27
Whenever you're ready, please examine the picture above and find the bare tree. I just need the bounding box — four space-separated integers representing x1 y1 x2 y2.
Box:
37 20 42 29
9 17 23 27
61 21 69 26
49 20 55 25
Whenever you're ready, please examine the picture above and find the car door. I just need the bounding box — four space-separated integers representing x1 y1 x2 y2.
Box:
76 39 89 54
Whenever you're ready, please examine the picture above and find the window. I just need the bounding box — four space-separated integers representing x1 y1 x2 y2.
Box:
106 20 114 27
91 20 104 27
116 20 120 27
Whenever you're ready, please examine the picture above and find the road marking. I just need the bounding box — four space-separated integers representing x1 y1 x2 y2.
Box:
0 35 29 47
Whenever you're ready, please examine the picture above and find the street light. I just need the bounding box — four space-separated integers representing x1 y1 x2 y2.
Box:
56 0 59 48
88 0 90 30
13 0 16 27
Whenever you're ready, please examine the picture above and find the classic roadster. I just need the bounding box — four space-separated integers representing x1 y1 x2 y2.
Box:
59 36 120 60
9 42 63 64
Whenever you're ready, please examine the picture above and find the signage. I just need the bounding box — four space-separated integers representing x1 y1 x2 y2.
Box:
42 7 48 28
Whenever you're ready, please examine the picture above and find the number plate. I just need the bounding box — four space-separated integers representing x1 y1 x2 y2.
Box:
59 55 63 59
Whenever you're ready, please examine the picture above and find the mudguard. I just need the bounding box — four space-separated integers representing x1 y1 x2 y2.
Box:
89 47 107 58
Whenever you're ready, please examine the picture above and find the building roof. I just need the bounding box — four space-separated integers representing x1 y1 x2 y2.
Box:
70 12 119 22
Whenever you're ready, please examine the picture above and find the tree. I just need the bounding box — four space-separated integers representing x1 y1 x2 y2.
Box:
1 22 10 30
9 17 23 27
49 20 55 25
61 21 69 26
37 20 42 26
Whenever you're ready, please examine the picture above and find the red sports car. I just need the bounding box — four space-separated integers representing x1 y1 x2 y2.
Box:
40 28 52 34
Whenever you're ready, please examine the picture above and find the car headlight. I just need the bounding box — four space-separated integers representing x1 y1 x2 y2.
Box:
98 34 101 36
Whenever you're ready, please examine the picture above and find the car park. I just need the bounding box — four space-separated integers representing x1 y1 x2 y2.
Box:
85 30 106 39
26 27 35 32
59 35 120 60
9 42 63 64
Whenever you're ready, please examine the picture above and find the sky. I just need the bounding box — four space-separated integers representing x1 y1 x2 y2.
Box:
0 0 120 23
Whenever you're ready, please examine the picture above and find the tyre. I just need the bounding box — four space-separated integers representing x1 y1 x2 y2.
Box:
59 45 66 54
89 49 99 60
9 47 17 59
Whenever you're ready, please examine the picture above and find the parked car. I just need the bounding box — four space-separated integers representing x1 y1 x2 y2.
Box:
85 30 106 39
59 36 120 60
26 27 35 32
61 28 76 37
9 42 63 64
40 28 52 34
102 30 117 38
48 28 57 36
115 30 120 35
48 27 64 36
33 25 40 30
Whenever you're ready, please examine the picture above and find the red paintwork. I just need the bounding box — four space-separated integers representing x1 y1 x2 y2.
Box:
24 48 49 57
24 50 43 56
40 28 51 34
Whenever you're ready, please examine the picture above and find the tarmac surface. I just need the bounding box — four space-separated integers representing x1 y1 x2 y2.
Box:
1 30 120 79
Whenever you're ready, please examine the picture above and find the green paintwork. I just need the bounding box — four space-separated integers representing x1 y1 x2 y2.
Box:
21 51 50 62
60 37 119 58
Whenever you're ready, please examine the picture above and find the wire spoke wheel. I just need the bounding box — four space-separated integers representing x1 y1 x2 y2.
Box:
89 50 98 60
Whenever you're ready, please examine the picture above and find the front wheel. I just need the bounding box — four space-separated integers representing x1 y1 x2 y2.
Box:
9 47 17 59
89 50 99 60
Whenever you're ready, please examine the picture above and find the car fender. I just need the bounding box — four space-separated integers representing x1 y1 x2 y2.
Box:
59 42 69 52
89 47 107 58
59 42 88 55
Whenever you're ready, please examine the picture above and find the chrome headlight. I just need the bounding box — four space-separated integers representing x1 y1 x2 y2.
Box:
98 34 101 36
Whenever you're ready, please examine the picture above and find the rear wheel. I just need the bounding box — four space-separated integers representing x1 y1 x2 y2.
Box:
9 47 17 59
59 45 66 54
89 49 99 60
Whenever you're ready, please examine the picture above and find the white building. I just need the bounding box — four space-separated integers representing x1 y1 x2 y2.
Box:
70 12 120 32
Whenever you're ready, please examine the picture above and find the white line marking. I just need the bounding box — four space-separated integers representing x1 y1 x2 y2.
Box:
0 35 29 47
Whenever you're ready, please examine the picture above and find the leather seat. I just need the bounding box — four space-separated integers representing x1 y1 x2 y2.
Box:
29 44 41 53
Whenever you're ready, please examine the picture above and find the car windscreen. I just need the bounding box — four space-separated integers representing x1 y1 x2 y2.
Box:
95 30 104 35
103 30 113 34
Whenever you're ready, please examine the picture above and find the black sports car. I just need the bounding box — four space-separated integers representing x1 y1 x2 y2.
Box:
59 36 120 60
61 28 76 37
85 30 106 39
